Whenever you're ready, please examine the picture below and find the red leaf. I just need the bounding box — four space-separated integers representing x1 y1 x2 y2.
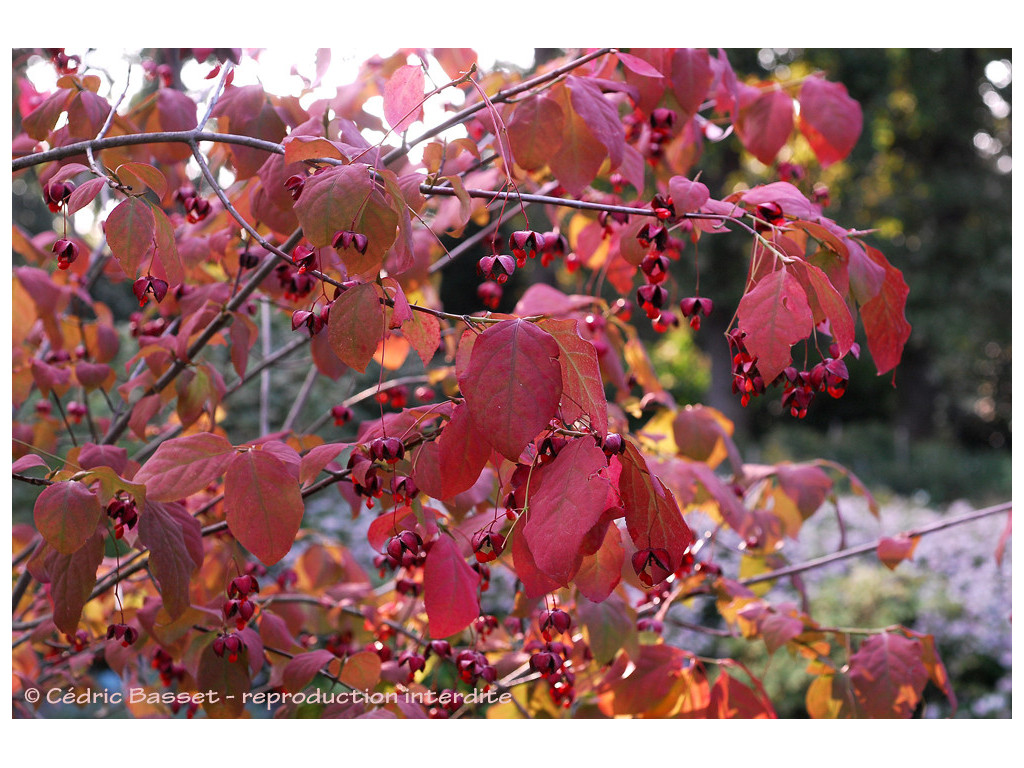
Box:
859 244 911 375
383 65 425 133
787 261 856 357
574 523 625 603
138 501 204 618
510 527 562 599
33 480 104 555
543 319 608 438
283 649 338 693
299 442 352 487
523 438 610 585
105 196 155 278
670 48 714 116
327 282 385 373
735 86 794 165
708 671 776 718
877 535 918 570
411 402 489 500
423 534 480 638
224 450 305 565
737 267 815 383
197 639 250 718
461 318 562 462
134 432 236 502
617 443 696 573
45 532 105 635
848 633 929 718
798 76 863 167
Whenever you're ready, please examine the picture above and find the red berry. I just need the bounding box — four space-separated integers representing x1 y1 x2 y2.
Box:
52 238 79 270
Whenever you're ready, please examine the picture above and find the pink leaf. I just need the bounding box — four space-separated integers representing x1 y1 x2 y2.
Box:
283 649 338 693
523 437 611 585
44 532 105 635
798 76 863 167
383 65 425 133
668 175 710 214
134 432 236 502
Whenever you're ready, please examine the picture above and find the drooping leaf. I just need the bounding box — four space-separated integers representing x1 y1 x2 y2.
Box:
798 75 863 167
224 449 305 566
33 480 104 556
859 244 911 375
787 260 856 357
734 85 794 165
737 267 815 383
461 318 562 462
574 522 625 603
423 534 480 638
543 319 608 438
775 463 832 519
670 48 714 116
326 281 385 373
507 95 564 171
848 633 929 718
547 84 608 195
510 526 563 600
617 443 696 573
105 196 155 278
134 432 236 502
566 76 624 169
45 532 105 635
411 402 489 500
523 437 610 585
138 500 203 619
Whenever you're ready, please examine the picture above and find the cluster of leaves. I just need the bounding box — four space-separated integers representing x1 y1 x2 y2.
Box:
12 46 962 720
